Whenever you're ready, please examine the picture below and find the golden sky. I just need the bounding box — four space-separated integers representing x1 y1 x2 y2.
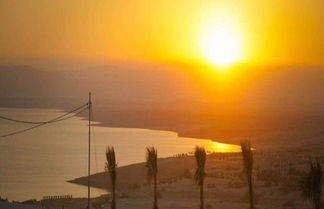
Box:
1 0 324 66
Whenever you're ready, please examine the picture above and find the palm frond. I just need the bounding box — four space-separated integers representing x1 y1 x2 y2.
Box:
299 171 312 198
105 146 117 185
194 146 206 185
299 158 323 209
240 140 254 209
240 141 253 174
105 146 117 209
145 147 159 209
146 147 158 182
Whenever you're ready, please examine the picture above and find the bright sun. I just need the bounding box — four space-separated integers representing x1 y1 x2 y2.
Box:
200 27 242 67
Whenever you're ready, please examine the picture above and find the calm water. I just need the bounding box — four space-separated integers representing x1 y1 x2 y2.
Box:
0 107 240 201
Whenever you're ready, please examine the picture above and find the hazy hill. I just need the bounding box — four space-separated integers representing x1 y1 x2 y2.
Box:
1 63 324 145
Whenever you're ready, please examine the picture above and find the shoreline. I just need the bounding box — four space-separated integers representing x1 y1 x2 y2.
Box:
0 105 241 145
53 148 324 209
2 99 323 150
1 105 323 207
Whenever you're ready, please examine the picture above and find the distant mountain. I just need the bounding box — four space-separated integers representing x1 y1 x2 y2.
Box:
0 64 204 105
1 64 324 143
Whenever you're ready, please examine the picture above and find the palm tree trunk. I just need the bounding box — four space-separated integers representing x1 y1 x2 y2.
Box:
248 173 254 209
111 184 116 209
200 181 204 209
313 195 321 209
153 175 158 209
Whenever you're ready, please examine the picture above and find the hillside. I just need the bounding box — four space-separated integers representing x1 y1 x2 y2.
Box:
1 64 324 146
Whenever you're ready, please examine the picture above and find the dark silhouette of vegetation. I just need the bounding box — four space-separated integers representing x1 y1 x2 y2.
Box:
299 159 323 209
106 146 117 209
96 143 324 209
146 147 159 209
240 141 254 209
194 146 207 209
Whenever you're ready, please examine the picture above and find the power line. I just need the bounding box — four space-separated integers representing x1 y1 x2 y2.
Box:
91 106 102 197
0 107 88 138
91 106 99 173
47 107 88 123
0 103 89 138
0 103 88 124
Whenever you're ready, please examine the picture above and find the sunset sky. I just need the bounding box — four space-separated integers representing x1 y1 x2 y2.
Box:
1 0 324 67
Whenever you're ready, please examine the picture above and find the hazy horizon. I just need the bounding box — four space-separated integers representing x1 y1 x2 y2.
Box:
1 1 323 208
1 0 324 66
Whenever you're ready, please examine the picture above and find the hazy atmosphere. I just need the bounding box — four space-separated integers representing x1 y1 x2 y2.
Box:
0 1 323 209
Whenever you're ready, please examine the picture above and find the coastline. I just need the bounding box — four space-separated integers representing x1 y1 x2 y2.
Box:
2 97 323 150
1 104 323 208
67 147 322 209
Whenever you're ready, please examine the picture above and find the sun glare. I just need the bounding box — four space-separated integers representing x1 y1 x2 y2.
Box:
208 142 241 153
200 27 242 67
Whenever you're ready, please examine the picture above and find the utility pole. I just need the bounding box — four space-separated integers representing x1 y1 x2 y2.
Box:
87 92 92 209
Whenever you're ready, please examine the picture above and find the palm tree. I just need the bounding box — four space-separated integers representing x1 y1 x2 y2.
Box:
240 141 254 209
299 159 323 209
146 147 159 209
194 146 207 209
105 146 117 209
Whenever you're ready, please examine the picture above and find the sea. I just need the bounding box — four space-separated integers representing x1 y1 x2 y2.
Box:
0 107 240 201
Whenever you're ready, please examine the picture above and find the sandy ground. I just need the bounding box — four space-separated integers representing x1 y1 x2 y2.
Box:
0 202 43 209
51 140 324 209
3 132 323 209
